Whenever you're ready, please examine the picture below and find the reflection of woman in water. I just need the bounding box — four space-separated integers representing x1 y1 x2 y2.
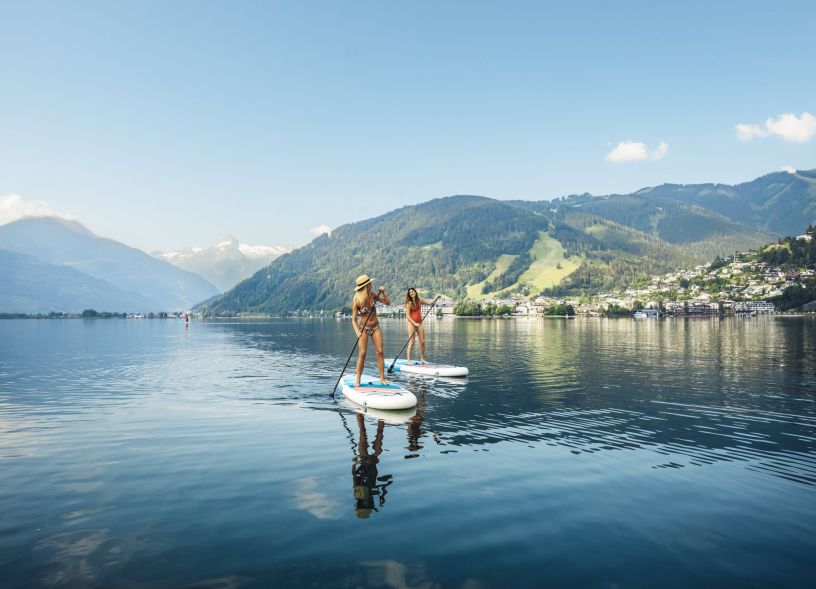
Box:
406 380 429 457
352 414 393 519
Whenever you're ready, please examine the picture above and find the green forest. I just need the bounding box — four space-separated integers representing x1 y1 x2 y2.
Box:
759 225 816 268
197 170 816 315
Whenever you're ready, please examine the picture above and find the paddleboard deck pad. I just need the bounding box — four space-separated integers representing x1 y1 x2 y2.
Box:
386 359 469 377
340 375 417 410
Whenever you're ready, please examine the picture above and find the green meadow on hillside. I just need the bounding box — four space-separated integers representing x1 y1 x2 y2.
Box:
466 232 582 299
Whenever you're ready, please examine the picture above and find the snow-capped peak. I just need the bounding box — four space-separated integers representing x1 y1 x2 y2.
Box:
214 236 239 249
152 235 292 291
238 243 291 259
154 236 291 265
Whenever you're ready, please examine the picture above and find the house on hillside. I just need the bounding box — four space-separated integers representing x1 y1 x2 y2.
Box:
532 298 551 314
377 304 403 316
512 302 533 316
576 304 601 316
435 300 455 315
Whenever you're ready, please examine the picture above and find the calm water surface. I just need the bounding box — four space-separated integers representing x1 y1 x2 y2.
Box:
1 317 815 588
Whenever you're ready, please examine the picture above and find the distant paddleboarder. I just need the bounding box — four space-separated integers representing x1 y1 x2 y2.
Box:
351 275 391 386
404 288 440 364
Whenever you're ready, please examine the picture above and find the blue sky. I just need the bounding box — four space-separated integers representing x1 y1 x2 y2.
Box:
1 0 814 251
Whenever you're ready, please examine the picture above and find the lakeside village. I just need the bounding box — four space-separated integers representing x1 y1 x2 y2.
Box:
339 231 816 319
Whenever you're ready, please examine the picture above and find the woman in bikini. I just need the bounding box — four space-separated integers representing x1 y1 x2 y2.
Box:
405 287 440 364
351 274 391 386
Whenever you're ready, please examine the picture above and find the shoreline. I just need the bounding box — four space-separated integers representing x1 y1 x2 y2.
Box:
3 313 813 321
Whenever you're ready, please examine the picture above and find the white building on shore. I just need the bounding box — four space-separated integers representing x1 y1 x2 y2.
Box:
734 301 775 313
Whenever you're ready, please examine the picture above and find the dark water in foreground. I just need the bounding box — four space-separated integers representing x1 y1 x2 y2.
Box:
1 317 815 588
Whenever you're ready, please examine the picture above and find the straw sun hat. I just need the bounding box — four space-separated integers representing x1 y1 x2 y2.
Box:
355 275 373 291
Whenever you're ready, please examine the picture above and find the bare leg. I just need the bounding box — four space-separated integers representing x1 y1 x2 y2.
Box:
357 413 368 455
373 419 384 456
372 328 387 384
419 325 427 362
406 323 417 363
355 331 369 387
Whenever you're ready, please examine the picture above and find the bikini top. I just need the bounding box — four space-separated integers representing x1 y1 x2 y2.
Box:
358 295 379 316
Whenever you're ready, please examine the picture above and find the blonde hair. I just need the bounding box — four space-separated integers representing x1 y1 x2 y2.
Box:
353 283 372 310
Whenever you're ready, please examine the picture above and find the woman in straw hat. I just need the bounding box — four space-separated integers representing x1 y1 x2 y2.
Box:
351 274 391 386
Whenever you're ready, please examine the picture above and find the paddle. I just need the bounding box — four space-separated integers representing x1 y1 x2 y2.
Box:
332 289 383 396
387 295 441 374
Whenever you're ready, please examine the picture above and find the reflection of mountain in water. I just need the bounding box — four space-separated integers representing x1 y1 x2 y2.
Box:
163 317 816 487
423 318 816 486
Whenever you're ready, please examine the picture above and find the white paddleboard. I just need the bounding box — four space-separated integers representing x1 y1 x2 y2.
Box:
386 359 469 377
340 374 418 410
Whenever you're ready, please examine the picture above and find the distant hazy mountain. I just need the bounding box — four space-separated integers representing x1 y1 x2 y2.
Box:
0 248 157 313
153 236 291 291
199 168 816 315
0 217 219 310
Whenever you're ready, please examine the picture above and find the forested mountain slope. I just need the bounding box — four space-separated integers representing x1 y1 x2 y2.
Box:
199 169 815 315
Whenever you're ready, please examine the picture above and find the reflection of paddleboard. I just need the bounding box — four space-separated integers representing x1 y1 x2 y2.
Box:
339 400 417 424
386 359 469 377
341 374 417 410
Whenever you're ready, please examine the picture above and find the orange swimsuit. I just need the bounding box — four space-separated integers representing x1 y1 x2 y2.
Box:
409 303 422 323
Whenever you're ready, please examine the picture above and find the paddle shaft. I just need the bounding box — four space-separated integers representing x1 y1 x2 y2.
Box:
387 297 440 373
332 291 381 395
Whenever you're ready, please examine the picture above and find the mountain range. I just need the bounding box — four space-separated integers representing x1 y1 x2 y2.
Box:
0 217 219 312
199 168 816 316
0 248 158 314
152 236 291 291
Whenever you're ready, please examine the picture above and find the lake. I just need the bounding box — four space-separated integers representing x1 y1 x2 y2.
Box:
1 316 814 588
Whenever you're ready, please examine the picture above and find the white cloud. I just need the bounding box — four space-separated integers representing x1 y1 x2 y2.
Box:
736 112 816 144
0 193 73 225
781 165 796 174
765 112 816 143
736 123 766 141
652 141 669 160
291 477 341 520
606 141 648 163
310 224 331 237
605 140 668 163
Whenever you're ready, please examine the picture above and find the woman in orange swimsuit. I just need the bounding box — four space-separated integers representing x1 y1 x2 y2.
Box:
405 287 440 364
351 274 391 386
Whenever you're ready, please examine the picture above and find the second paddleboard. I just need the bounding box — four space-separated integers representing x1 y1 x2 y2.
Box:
386 359 469 377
